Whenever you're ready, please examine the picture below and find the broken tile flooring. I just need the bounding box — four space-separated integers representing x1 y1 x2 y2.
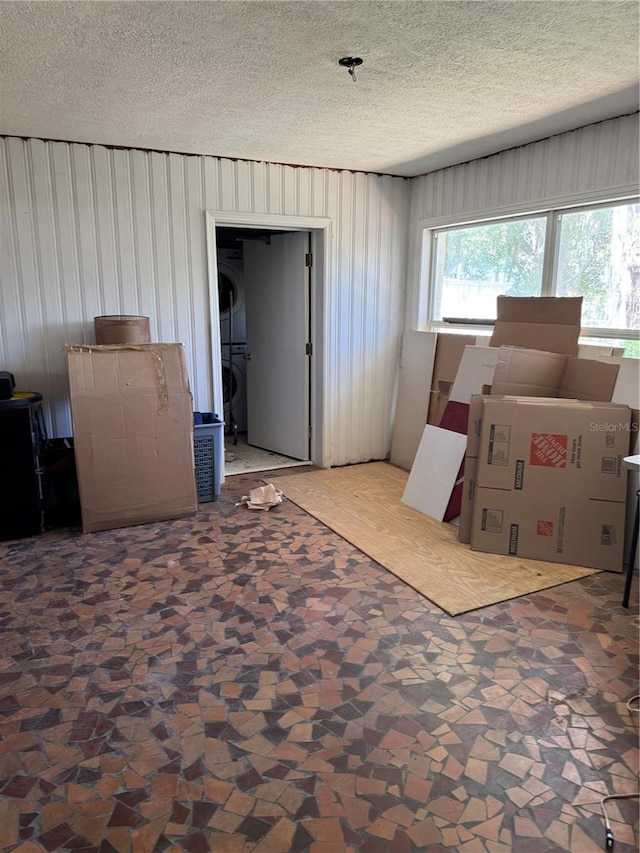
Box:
0 468 638 852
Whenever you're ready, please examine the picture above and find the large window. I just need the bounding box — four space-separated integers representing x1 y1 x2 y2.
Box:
429 199 640 356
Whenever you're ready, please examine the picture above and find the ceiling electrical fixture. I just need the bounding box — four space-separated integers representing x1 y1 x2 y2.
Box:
338 56 363 82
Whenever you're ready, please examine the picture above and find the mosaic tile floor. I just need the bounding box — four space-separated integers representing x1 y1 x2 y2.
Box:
0 467 638 852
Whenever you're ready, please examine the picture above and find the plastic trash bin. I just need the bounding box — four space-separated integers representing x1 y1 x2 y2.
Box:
193 413 224 502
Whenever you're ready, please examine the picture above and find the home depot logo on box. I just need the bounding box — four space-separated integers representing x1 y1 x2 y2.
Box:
537 520 553 537
529 433 568 468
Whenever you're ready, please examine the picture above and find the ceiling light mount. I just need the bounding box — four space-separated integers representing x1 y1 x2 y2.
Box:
338 56 363 82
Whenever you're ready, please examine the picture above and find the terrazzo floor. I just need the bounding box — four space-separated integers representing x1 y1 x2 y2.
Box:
0 466 638 853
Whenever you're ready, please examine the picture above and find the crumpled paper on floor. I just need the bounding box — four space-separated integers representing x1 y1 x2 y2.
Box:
236 483 283 511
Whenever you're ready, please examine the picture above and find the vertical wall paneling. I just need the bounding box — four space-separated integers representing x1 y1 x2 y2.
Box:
406 114 640 329
70 145 99 331
7 139 46 404
130 149 155 338
111 150 135 313
250 161 268 215
0 142 27 374
149 152 173 343
218 159 237 212
235 160 252 213
184 156 210 408
0 137 409 466
334 169 352 464
167 154 191 358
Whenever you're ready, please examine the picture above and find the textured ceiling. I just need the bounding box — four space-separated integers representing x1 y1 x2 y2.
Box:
0 1 638 177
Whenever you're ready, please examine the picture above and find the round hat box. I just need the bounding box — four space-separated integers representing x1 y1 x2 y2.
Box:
94 315 151 345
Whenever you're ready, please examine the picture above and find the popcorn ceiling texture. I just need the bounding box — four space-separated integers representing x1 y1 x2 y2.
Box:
0 1 638 176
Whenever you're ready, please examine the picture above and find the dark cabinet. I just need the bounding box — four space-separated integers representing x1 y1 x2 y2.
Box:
0 392 45 541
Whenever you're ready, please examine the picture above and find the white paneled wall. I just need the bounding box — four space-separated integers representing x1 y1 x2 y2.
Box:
406 114 640 328
2 117 636 465
0 138 409 466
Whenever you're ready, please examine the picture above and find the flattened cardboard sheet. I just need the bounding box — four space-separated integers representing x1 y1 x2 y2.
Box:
390 331 437 470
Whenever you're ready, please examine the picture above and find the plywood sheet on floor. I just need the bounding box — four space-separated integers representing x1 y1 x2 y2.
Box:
273 461 596 615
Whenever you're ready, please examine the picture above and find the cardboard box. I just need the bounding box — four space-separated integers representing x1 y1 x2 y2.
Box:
490 348 566 397
471 487 626 571
67 343 198 533
598 356 640 449
457 394 487 543
491 347 619 401
470 397 632 570
476 397 631 500
489 296 582 355
458 454 478 544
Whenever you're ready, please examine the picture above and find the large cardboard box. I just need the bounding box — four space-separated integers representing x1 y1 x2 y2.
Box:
67 343 198 533
491 347 619 401
489 296 582 355
456 349 620 542
470 397 632 570
471 487 626 571
475 397 630 500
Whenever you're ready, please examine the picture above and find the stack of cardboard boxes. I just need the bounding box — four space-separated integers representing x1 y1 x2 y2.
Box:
461 395 630 571
395 296 638 573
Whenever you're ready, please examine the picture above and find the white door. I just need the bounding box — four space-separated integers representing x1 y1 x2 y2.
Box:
243 232 310 459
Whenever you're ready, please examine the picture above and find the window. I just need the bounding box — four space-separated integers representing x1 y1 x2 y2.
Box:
429 199 640 356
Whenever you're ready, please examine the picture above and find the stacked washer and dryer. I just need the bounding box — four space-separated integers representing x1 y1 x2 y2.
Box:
218 248 248 437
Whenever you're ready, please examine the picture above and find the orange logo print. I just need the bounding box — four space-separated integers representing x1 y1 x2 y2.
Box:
530 433 567 468
537 520 554 537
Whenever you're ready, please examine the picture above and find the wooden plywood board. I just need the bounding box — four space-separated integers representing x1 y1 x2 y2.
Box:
273 462 596 616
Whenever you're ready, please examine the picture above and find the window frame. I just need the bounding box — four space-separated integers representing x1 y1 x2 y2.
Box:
423 195 640 345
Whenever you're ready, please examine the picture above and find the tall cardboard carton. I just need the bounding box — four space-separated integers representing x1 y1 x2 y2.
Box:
67 343 198 533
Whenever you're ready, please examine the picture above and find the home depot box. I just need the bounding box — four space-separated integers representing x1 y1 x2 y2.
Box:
67 343 198 533
476 397 631 501
470 397 632 570
458 394 631 545
471 487 626 571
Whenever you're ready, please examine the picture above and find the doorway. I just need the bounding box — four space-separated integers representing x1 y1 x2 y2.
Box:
207 211 330 477
216 226 310 474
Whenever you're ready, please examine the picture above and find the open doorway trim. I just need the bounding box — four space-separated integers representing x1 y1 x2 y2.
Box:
205 210 332 475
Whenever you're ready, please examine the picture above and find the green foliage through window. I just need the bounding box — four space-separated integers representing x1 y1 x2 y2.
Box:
431 200 640 347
